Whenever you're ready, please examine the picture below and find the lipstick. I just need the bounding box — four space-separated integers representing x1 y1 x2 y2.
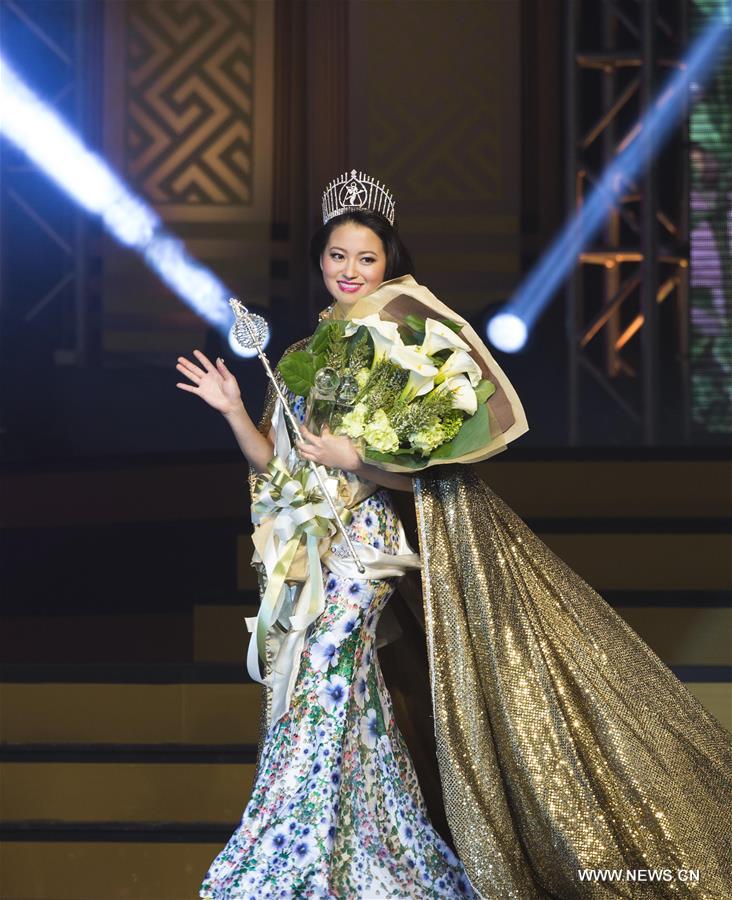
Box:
337 282 362 294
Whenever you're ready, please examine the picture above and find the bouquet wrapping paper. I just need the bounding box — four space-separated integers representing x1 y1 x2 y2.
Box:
327 274 529 472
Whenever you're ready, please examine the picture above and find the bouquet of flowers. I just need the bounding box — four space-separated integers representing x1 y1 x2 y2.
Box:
277 275 529 472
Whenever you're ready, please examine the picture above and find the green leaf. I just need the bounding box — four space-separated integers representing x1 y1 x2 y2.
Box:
389 446 422 455
278 351 318 396
404 314 426 334
313 352 329 371
347 324 367 345
440 317 464 334
400 328 423 346
474 379 496 405
308 321 333 354
429 403 491 460
431 349 452 363
364 447 428 469
309 320 347 355
347 326 374 369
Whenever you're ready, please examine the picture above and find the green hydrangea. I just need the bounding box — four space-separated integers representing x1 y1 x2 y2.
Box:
363 408 400 453
335 401 368 439
408 421 446 454
441 409 464 442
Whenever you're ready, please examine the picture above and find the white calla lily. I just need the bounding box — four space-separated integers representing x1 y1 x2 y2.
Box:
434 348 482 387
421 318 470 355
437 374 478 415
344 314 403 367
389 344 439 400
390 343 439 401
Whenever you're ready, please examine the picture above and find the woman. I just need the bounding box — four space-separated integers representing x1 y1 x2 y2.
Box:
177 172 732 899
178 194 474 896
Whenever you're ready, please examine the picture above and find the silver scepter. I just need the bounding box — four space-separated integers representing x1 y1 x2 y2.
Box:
229 297 365 575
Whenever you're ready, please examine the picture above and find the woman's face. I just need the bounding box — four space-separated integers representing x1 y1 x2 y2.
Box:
320 222 387 304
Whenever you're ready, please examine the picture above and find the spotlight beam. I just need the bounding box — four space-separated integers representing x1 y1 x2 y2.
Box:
0 52 238 334
489 11 731 352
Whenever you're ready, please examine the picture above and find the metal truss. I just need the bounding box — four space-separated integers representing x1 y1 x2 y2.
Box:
565 0 690 444
0 0 93 368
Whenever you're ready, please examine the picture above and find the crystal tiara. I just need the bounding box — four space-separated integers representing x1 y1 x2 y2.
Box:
321 169 395 226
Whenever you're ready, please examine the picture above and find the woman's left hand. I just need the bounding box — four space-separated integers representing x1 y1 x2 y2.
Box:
295 423 362 473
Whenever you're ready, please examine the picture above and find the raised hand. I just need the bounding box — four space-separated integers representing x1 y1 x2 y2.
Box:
175 349 243 416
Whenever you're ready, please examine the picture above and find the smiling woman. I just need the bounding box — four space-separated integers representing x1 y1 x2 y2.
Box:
176 169 732 900
189 174 478 898
320 222 386 300
310 207 415 291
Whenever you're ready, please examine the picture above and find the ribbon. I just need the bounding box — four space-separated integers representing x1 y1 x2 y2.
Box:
247 454 349 688
246 396 422 725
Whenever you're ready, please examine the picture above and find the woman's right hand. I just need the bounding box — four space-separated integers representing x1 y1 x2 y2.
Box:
175 349 243 416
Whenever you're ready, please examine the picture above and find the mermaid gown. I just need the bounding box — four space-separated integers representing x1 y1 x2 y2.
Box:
199 391 474 899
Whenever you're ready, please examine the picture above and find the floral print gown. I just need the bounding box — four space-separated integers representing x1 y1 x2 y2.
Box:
199 392 475 899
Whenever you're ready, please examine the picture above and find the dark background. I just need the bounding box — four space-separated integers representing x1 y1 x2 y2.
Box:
0 0 716 463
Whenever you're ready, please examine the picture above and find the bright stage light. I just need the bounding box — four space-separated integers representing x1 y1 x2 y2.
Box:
143 234 232 329
0 52 243 335
227 325 260 358
486 10 731 352
0 56 159 249
486 313 528 353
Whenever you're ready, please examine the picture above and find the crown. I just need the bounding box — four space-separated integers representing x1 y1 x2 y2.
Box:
321 169 395 226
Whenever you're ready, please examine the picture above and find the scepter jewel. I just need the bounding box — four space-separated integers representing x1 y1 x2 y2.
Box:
228 297 365 575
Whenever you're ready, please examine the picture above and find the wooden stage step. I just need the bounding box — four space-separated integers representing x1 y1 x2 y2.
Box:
0 666 262 745
1 659 730 900
1 454 729 898
0 839 223 900
1 746 256 825
3 455 730 528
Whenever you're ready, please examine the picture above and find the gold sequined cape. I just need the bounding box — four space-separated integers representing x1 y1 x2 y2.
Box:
253 340 732 900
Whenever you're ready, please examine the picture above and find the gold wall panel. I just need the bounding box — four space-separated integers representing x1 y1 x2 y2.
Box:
346 0 521 311
114 0 274 221
127 1 254 205
102 0 274 359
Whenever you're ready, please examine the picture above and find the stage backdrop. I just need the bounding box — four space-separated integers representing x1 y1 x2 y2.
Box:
689 0 732 436
345 0 521 318
101 0 274 364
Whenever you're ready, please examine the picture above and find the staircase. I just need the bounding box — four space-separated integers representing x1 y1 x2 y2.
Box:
0 665 260 899
1 452 729 899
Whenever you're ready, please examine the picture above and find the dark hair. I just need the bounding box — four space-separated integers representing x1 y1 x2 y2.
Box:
309 210 415 281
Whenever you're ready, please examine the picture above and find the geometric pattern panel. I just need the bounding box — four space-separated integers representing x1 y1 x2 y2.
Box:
346 0 520 320
368 81 502 208
363 1 515 212
126 0 254 205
